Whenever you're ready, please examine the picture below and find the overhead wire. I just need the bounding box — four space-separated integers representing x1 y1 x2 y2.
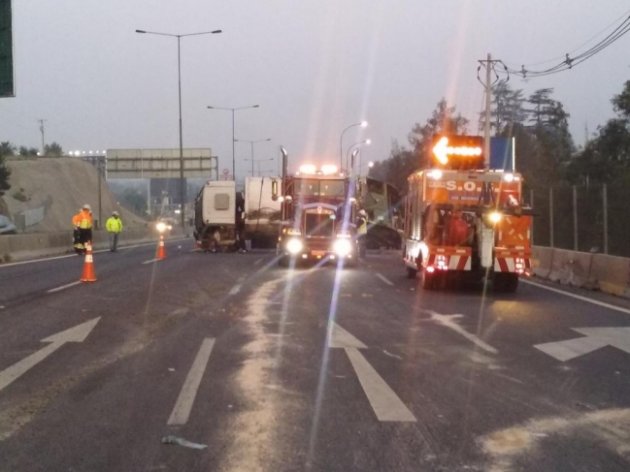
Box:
501 10 630 79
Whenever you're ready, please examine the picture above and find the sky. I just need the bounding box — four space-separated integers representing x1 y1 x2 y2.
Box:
1 0 629 181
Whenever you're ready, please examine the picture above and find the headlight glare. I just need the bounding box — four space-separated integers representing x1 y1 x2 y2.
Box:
333 238 353 257
286 238 303 255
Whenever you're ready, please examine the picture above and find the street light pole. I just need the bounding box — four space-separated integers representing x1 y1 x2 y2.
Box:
346 138 371 172
235 137 271 176
339 120 368 169
136 28 222 233
207 104 260 181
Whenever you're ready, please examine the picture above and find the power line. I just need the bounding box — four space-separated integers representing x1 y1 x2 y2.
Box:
502 11 630 79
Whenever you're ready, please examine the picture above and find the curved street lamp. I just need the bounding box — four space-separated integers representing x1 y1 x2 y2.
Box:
136 28 222 233
207 104 260 180
346 138 371 173
339 120 368 169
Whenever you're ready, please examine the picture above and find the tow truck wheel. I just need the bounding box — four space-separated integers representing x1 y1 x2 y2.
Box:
494 273 519 292
421 271 435 290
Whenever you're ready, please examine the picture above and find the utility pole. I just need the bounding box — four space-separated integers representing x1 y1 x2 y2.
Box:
477 54 506 168
38 119 46 155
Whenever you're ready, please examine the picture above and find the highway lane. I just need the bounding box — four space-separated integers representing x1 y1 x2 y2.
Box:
1 247 630 471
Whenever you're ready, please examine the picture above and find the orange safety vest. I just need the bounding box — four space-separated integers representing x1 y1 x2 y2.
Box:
74 210 93 229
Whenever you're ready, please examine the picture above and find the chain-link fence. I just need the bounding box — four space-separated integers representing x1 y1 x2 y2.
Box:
525 183 630 257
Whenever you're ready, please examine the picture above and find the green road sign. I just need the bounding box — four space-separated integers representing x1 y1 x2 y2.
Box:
0 0 13 97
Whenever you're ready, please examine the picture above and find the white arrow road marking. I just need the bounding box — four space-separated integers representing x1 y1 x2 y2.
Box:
427 311 499 354
534 327 630 362
167 338 215 426
330 323 416 422
0 317 101 393
375 273 394 286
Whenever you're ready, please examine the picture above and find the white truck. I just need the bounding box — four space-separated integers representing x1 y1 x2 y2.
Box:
193 181 238 251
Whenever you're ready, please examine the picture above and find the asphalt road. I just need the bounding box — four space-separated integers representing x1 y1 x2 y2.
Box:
1 240 630 471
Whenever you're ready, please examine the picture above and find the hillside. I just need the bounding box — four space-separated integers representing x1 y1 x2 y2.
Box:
1 157 147 233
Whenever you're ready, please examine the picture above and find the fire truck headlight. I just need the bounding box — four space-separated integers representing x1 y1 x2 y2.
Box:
427 169 443 180
333 238 353 257
485 211 503 226
286 238 304 255
156 222 167 233
502 173 515 183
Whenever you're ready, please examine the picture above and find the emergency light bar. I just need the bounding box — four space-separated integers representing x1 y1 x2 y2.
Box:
297 164 339 175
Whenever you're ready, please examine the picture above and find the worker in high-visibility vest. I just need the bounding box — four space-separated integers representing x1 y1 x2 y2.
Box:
105 211 123 252
356 209 368 258
72 204 93 254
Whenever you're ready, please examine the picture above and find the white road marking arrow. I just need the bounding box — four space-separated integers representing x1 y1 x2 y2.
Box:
330 323 416 422
426 311 499 354
0 317 101 393
534 327 630 362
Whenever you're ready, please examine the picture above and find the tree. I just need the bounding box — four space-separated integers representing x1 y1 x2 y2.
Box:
0 141 16 157
18 146 39 157
612 79 630 120
0 155 10 196
0 142 14 196
43 142 63 157
370 100 469 194
480 80 527 134
408 98 469 170
527 88 556 128
568 81 630 185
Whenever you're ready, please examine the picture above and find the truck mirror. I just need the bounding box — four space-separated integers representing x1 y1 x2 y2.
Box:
271 179 279 201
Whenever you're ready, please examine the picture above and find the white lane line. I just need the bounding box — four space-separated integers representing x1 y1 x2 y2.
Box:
345 347 416 422
254 258 263 266
46 281 82 293
229 284 242 296
167 338 216 426
522 279 630 316
0 240 172 269
142 258 159 265
375 273 394 286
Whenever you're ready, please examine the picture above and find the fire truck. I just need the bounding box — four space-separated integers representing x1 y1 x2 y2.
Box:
403 135 532 291
272 163 358 267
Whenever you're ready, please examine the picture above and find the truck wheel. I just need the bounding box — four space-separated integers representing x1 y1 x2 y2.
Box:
494 273 519 292
278 255 289 267
406 267 417 279
421 271 435 290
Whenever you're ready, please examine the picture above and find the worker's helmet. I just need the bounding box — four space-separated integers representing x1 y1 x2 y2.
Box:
359 209 367 216
82 204 91 211
112 211 119 216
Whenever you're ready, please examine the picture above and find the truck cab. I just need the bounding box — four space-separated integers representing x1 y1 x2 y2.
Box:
275 164 358 267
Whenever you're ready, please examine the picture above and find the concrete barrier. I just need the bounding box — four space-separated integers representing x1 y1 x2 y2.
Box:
0 227 183 263
533 246 630 298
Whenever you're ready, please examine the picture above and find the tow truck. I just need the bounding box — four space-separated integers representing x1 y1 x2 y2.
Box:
403 135 532 291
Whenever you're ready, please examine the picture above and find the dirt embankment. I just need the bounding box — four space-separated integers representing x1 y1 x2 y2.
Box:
1 157 147 233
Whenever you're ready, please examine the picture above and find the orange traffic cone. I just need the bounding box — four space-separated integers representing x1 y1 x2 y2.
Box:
156 234 166 260
80 242 97 282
